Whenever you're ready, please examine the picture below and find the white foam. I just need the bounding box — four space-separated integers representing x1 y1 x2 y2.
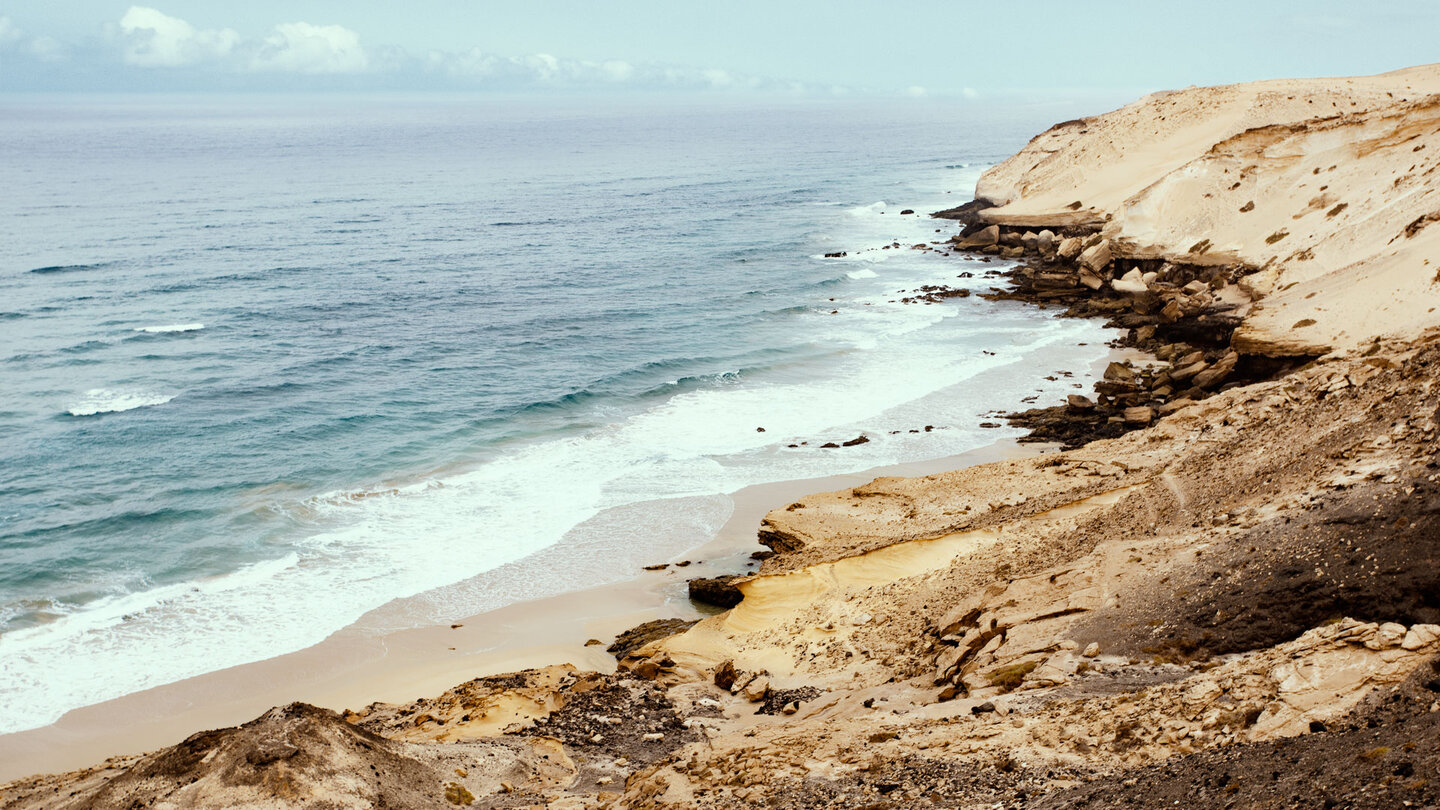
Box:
846 268 878 279
133 323 204 333
65 389 174 417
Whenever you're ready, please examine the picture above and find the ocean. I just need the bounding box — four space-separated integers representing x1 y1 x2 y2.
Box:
0 94 1115 734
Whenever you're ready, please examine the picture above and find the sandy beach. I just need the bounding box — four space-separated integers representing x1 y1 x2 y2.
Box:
0 435 1046 783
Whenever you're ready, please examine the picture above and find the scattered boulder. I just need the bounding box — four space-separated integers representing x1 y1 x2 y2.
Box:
955 224 1000 249
1057 236 1084 261
1192 351 1238 389
1111 268 1148 294
713 661 739 691
688 575 745 609
1170 359 1209 382
1123 406 1154 425
1078 239 1112 273
607 618 699 658
1066 394 1096 412
1157 398 1196 416
742 676 771 703
1104 362 1137 383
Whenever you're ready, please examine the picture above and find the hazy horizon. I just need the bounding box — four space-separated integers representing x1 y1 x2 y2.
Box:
2 1 1438 98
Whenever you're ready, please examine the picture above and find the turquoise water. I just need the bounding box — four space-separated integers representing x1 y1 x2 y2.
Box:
0 96 1114 732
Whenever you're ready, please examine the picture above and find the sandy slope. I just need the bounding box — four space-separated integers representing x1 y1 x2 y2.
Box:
978 63 1440 356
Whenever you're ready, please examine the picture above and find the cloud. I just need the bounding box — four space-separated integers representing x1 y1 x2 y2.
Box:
114 6 366 74
430 48 784 92
250 22 367 74
119 6 238 67
0 15 68 62
7 7 836 93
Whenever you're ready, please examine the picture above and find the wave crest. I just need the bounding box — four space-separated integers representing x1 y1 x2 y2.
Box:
133 323 204 334
66 389 175 417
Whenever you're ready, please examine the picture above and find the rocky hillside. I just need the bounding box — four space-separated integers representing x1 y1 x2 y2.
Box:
6 66 1440 810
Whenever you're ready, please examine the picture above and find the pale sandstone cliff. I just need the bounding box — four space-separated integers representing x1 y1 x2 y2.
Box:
976 64 1440 356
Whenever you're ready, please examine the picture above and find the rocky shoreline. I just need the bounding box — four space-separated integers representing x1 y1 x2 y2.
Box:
944 212 1313 450
7 65 1440 809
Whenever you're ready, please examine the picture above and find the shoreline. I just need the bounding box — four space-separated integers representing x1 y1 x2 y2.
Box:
0 434 1054 783
9 64 1440 808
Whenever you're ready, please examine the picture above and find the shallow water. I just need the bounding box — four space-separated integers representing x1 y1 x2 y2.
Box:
0 95 1116 733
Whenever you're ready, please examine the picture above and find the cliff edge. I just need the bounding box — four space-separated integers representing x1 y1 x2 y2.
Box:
975 63 1440 356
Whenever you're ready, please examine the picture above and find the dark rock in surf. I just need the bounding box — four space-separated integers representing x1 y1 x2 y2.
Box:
688 575 745 609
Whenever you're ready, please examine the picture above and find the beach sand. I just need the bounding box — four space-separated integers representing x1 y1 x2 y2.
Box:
0 436 1046 782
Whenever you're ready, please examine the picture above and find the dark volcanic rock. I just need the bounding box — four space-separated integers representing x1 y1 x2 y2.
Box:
930 199 995 234
514 673 698 767
688 574 745 608
607 617 698 658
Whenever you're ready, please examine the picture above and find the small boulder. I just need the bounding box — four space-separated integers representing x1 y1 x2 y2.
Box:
1365 622 1409 650
1123 406 1153 425
1104 362 1137 383
1078 239 1112 273
714 661 739 690
688 575 745 608
1066 394 1096 412
1170 360 1209 382
1192 351 1238 389
899 209 915 215
954 224 1000 249
743 676 771 702
1057 237 1084 261
1157 398 1195 416
608 618 699 658
1111 268 1148 294
1402 624 1440 650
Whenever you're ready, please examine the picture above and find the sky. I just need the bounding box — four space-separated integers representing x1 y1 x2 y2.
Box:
1 1 1438 97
